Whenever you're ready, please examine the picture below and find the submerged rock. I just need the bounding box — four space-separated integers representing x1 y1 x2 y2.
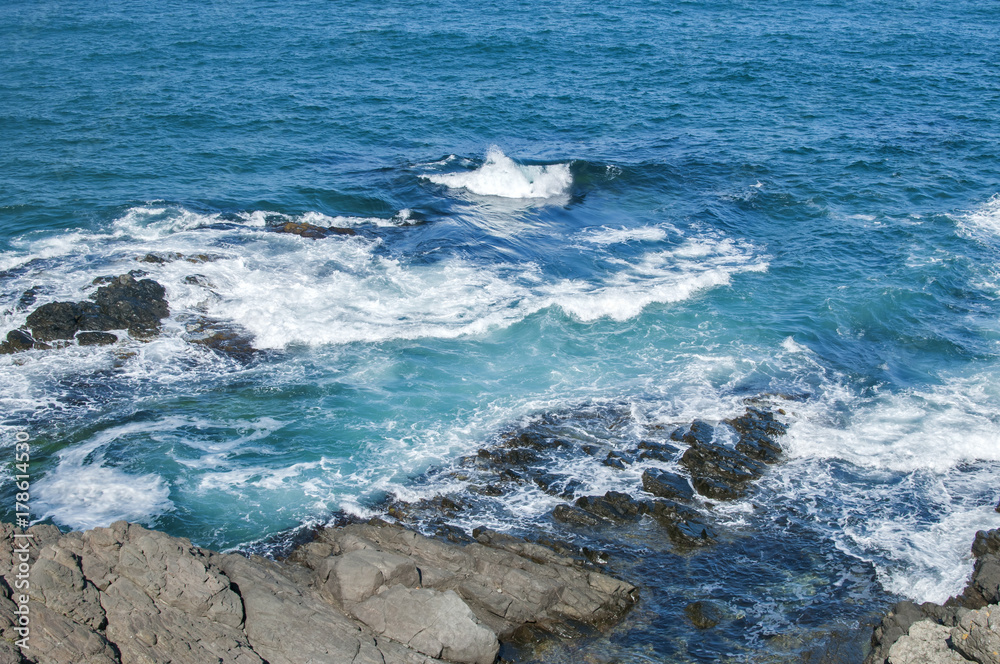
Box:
270 221 357 239
685 600 724 629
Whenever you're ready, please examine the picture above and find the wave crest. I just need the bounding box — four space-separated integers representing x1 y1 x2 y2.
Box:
425 147 572 199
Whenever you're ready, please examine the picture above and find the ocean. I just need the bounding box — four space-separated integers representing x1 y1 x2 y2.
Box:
2 0 999 660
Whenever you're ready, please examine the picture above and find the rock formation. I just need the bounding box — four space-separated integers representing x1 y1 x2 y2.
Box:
866 528 1000 664
0 519 636 664
1 274 169 353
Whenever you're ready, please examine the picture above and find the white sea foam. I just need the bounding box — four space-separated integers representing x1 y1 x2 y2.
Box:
764 368 1000 604
33 419 176 529
579 226 670 245
424 147 573 199
959 193 1000 239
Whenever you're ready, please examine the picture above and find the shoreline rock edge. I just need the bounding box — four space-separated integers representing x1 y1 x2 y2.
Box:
0 519 637 664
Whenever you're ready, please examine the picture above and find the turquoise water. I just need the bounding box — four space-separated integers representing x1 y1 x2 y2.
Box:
3 0 1000 660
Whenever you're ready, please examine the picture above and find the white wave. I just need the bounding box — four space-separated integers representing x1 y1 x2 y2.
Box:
784 374 1000 473
579 226 670 245
424 147 572 199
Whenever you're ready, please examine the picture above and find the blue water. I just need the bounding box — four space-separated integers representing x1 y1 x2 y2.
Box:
3 0 1000 660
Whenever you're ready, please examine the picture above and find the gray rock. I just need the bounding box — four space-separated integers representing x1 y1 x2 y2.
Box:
320 548 419 604
353 586 499 664
951 604 1000 664
1 519 634 664
886 620 968 664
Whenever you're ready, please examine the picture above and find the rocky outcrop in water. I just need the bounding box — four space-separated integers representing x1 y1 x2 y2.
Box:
866 528 1000 664
0 519 636 664
392 404 788 551
269 220 357 239
1 274 169 353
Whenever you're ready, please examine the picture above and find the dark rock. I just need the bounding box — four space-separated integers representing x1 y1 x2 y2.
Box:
972 529 1000 558
636 440 679 462
27 275 169 342
138 252 181 264
581 444 600 456
735 429 783 464
682 420 715 446
26 301 97 341
91 274 169 338
76 331 118 346
185 319 256 358
647 499 716 546
17 287 39 310
603 452 627 470
0 329 36 354
685 600 723 629
575 492 648 522
641 469 695 502
691 475 746 501
532 473 582 498
553 504 604 527
680 439 764 500
469 484 504 497
184 274 214 287
271 221 357 239
726 407 788 438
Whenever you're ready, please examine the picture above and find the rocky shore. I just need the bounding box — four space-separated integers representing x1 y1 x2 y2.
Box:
865 528 1000 664
0 519 636 664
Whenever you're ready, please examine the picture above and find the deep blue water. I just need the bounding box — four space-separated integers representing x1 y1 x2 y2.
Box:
2 0 1000 661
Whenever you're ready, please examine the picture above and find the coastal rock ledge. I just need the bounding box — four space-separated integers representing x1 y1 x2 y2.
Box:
867 528 1000 664
0 520 637 664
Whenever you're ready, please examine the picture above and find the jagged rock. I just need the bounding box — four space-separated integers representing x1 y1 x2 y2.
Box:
647 499 716 546
575 492 648 522
867 529 1000 664
139 252 182 264
642 469 695 502
19 274 169 344
951 604 1000 663
91 274 169 338
552 504 604 527
681 420 716 446
76 331 118 346
680 435 764 501
0 329 35 354
17 287 39 310
270 221 357 239
636 440 679 462
25 301 100 341
184 318 256 358
307 522 637 639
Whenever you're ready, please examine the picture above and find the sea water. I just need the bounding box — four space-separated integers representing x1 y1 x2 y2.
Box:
2 0 999 660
